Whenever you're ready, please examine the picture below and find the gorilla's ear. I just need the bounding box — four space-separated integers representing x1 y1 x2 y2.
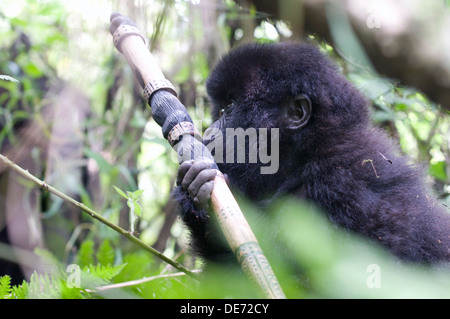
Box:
283 94 312 130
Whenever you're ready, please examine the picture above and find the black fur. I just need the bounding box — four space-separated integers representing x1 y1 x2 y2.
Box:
174 42 450 264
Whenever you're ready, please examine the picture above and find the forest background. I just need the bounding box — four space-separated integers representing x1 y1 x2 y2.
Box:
0 0 449 299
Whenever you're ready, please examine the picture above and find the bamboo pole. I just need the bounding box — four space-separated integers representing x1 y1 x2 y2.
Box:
109 13 285 299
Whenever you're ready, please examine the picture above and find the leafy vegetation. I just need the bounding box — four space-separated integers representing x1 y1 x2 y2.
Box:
0 0 449 299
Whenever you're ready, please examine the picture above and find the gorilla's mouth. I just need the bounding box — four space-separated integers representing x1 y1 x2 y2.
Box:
201 127 280 175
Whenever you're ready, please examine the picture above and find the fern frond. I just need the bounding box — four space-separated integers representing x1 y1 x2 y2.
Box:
77 240 95 267
96 239 115 266
84 263 126 282
0 75 19 82
0 275 12 298
11 281 28 299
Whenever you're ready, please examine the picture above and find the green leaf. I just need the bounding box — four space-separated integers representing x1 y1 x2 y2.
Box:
23 62 44 78
10 17 27 28
126 189 144 201
113 185 128 199
348 74 393 100
96 239 115 266
11 281 28 299
133 202 142 217
84 264 126 282
0 75 19 83
114 252 153 283
77 240 95 267
28 272 61 299
429 161 448 182
0 275 12 298
133 189 145 197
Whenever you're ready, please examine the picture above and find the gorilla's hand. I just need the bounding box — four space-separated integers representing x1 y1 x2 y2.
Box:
176 160 217 209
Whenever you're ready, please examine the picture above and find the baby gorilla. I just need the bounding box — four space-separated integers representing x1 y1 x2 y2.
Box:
173 42 450 264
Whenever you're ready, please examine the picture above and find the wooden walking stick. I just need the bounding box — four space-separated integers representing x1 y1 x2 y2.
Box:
109 13 285 299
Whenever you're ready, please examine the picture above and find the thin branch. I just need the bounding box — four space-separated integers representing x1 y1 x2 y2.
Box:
0 153 198 279
89 271 200 293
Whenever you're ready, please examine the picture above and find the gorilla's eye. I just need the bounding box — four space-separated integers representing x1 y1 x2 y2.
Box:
219 101 234 118
225 101 234 111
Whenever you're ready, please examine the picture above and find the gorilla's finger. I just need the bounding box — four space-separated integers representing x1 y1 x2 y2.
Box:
187 169 217 199
181 161 212 190
193 181 215 207
177 160 194 185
